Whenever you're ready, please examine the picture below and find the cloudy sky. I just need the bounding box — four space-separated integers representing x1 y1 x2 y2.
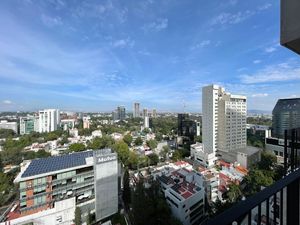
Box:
0 0 299 112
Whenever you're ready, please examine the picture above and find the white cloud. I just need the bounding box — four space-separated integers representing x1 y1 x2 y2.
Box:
240 61 300 84
41 14 63 27
211 10 254 26
142 18 168 32
251 93 269 97
112 38 135 48
191 40 211 50
253 60 261 64
265 46 276 53
2 100 12 105
258 3 272 11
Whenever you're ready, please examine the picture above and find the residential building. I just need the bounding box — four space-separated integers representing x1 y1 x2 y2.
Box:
60 119 76 131
20 117 35 135
202 84 247 166
152 109 157 118
113 106 126 121
142 108 148 118
144 116 149 128
133 102 140 118
38 109 60 133
9 149 118 224
83 116 90 129
0 120 18 134
156 168 205 225
272 98 300 138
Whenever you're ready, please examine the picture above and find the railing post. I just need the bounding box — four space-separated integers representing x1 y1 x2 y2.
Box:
284 129 288 174
286 179 300 225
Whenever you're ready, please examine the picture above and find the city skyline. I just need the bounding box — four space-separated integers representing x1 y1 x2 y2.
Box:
0 0 300 112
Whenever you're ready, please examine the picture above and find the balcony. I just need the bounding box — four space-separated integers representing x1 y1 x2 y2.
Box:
204 128 300 225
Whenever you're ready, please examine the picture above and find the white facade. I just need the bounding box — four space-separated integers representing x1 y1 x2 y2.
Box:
144 116 149 128
133 102 140 118
157 169 205 225
38 109 60 133
190 143 215 168
0 120 18 134
202 85 247 166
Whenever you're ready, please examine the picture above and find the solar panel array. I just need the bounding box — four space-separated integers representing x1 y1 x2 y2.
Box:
21 151 94 178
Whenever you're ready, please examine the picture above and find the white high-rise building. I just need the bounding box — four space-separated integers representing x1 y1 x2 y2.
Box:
38 109 60 133
133 102 140 118
202 85 247 166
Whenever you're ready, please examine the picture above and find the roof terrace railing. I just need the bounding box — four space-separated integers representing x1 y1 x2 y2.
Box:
204 128 300 225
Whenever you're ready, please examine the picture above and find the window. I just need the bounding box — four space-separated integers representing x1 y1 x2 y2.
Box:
34 196 46 205
20 182 26 189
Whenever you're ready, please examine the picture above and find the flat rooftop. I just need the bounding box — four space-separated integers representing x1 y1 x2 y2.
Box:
21 150 94 178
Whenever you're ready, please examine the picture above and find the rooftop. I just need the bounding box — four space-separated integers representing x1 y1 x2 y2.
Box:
20 150 94 178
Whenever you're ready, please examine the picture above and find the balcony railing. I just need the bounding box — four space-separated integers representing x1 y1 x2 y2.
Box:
204 128 300 225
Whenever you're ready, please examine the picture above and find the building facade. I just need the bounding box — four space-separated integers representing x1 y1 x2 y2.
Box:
202 85 247 166
20 117 35 135
178 114 197 143
0 120 18 134
272 98 300 138
113 106 126 121
133 103 140 118
157 168 205 225
38 109 60 133
11 149 118 224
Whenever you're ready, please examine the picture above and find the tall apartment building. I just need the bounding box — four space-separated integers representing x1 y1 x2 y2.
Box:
0 120 18 134
20 117 35 135
202 85 247 166
272 98 300 138
113 106 126 121
9 149 118 224
133 102 140 118
142 108 148 118
38 109 60 133
152 109 157 118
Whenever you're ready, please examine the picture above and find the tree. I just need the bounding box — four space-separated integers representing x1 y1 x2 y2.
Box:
74 207 82 225
88 135 115 149
123 168 131 206
155 132 163 141
172 150 182 161
128 151 139 169
134 137 143 146
147 153 159 166
194 135 202 143
0 129 15 139
146 139 158 150
243 169 273 196
35 150 51 158
225 183 242 203
0 155 3 172
257 151 277 171
69 143 86 152
159 145 170 161
0 172 11 206
113 140 130 165
123 134 133 146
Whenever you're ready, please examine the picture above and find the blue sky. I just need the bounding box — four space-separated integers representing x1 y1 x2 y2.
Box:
0 0 299 113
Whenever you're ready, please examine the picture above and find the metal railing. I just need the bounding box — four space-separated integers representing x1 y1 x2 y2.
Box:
204 128 300 225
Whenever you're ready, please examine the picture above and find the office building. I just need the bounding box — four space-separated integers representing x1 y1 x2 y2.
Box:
133 103 140 118
8 149 118 224
113 106 126 121
142 108 148 118
272 98 300 138
38 109 60 133
0 120 18 134
144 116 149 128
178 114 197 143
202 85 247 166
157 168 205 225
152 109 157 118
20 117 35 135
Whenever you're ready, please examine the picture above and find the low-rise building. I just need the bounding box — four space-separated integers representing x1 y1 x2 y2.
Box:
6 149 118 224
156 168 205 225
0 120 18 134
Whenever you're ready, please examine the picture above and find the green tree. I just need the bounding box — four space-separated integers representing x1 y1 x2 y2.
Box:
225 183 242 203
113 140 130 165
257 151 277 171
69 143 86 152
243 169 273 196
123 168 131 206
74 207 82 225
88 135 115 149
35 150 51 158
194 135 202 143
147 153 159 166
134 137 143 146
159 145 170 161
155 132 163 141
146 139 158 150
0 129 15 138
123 134 133 146
127 151 139 169
172 150 182 161
0 172 11 206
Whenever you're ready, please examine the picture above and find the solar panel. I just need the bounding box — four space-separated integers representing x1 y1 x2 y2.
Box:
21 151 94 178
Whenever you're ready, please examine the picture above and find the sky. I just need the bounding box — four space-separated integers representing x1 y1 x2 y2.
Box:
0 0 299 113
